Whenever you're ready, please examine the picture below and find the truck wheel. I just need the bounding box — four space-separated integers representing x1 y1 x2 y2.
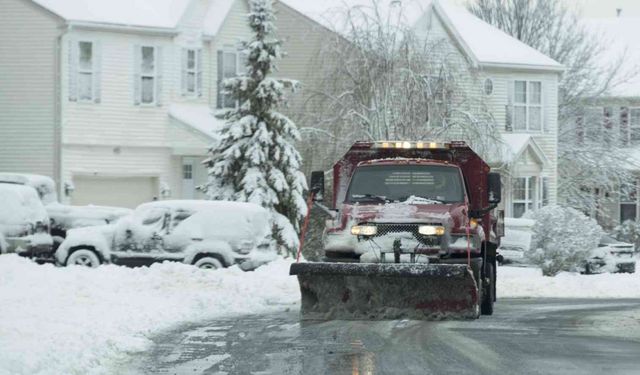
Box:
481 263 495 316
194 257 223 270
66 249 101 268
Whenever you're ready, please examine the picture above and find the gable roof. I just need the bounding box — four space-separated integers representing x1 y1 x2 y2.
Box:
30 0 237 36
427 1 563 71
169 103 224 140
282 0 563 72
31 0 192 29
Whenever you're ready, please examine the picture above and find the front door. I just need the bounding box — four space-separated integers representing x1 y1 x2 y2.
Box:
182 159 195 199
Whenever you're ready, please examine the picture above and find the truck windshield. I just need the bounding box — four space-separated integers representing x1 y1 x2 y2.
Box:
346 165 465 204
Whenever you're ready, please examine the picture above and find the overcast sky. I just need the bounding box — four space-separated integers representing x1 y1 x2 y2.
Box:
452 0 640 18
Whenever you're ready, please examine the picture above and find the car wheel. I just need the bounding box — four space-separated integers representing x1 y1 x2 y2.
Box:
194 257 223 270
66 249 101 268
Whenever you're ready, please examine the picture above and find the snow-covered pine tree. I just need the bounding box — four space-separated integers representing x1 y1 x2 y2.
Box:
203 0 307 256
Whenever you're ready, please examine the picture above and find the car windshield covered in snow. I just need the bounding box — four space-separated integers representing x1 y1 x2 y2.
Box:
346 165 465 204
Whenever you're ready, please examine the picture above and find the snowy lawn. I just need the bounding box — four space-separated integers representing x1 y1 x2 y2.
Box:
0 255 298 375
1 256 639 375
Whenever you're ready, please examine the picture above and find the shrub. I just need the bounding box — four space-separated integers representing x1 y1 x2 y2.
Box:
525 205 604 276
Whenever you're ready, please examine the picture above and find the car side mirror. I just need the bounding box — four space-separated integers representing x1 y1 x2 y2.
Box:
310 171 325 202
488 172 501 205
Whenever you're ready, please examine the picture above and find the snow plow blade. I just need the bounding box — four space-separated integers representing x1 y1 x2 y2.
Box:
290 262 479 320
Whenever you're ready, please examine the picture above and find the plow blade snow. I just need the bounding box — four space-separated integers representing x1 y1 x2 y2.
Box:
290 262 479 320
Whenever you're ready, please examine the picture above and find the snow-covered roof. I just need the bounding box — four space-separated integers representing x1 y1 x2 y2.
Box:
169 103 225 140
584 17 640 98
281 0 563 71
32 0 192 29
431 1 563 71
488 134 550 167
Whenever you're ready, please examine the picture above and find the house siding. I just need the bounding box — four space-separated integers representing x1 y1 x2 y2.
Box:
415 8 560 216
0 0 62 180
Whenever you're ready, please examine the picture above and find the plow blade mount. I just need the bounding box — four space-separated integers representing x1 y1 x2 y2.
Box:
290 262 479 320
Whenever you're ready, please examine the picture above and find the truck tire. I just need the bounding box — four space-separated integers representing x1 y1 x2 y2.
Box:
194 257 223 270
481 263 495 315
66 249 101 268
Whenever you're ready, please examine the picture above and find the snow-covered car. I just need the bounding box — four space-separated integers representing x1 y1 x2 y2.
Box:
55 200 277 270
0 183 54 260
0 173 131 246
497 218 534 265
581 236 636 274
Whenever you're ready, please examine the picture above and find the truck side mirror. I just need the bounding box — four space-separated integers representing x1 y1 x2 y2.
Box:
310 171 325 202
488 172 501 205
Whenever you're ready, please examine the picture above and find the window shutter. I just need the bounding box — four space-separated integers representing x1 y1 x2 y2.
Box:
92 40 102 103
621 107 629 146
155 46 163 106
196 49 203 97
505 80 514 131
181 48 188 96
216 50 223 109
541 81 547 133
133 45 141 105
68 39 78 102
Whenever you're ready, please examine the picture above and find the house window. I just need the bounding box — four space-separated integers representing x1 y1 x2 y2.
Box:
217 48 247 108
512 81 542 131
538 177 549 209
78 42 93 101
620 181 637 223
140 46 156 104
182 49 202 96
513 176 536 218
182 163 193 180
483 78 494 95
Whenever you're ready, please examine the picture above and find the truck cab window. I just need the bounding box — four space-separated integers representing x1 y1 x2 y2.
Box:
346 165 464 204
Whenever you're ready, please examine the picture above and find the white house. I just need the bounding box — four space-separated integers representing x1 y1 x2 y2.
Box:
0 0 334 208
0 0 563 217
286 0 564 218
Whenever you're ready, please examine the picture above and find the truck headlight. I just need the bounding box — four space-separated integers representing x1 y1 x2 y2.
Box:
418 225 445 236
351 225 377 236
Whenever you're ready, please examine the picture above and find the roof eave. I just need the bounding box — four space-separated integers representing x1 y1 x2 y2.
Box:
432 1 480 68
480 61 566 73
67 21 179 36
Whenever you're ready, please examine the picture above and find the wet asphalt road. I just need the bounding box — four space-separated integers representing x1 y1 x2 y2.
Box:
131 299 640 375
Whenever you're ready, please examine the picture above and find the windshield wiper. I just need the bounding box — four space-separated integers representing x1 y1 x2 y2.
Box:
398 195 443 204
350 194 389 203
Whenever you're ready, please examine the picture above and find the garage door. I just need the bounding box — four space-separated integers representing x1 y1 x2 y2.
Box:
72 176 158 208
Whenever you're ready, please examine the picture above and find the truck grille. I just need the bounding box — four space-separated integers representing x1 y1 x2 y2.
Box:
366 223 442 247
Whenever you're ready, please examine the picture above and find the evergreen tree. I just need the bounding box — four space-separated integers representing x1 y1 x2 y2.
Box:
203 0 307 255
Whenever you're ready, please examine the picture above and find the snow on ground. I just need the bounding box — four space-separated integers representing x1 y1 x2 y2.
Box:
499 261 640 298
0 255 298 375
1 256 639 375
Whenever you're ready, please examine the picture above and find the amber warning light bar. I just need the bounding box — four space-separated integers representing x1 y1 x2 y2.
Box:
374 141 467 149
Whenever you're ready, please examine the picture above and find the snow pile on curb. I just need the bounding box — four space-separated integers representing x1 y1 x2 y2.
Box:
0 255 298 375
499 262 640 298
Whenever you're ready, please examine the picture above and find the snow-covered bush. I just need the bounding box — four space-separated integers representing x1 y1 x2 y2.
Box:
612 220 640 251
525 205 604 276
202 0 307 256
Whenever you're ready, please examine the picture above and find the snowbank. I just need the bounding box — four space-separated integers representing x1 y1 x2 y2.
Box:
1 255 639 375
499 262 640 298
0 255 298 375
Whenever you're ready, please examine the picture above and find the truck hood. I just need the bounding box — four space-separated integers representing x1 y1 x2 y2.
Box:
343 201 467 228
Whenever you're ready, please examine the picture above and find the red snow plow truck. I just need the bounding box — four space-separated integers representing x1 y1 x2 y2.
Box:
290 141 503 320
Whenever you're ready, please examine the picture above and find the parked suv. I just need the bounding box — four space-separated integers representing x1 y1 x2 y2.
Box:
55 200 276 270
0 183 54 260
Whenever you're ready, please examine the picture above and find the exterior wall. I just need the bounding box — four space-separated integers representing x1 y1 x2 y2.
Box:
0 0 62 180
57 0 253 204
415 9 561 217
